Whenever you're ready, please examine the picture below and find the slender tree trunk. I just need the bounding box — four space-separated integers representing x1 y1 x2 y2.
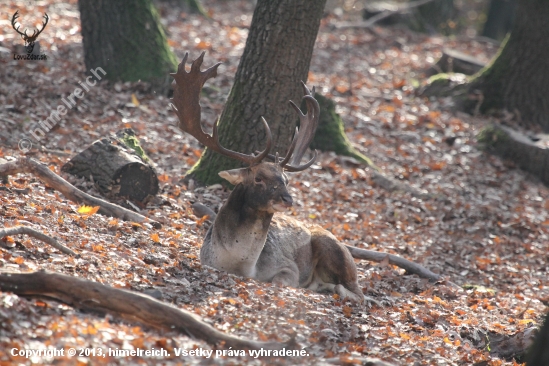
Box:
186 0 327 185
467 0 549 130
78 0 177 86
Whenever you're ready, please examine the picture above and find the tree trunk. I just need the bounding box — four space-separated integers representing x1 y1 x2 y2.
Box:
481 0 516 41
78 0 177 86
466 0 549 131
408 0 458 35
186 0 327 186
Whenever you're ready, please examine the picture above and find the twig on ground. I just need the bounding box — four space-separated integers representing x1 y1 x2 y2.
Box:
0 226 78 257
0 270 292 350
0 157 160 226
336 0 436 30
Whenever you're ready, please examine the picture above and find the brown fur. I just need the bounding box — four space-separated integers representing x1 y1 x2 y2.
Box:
200 162 364 303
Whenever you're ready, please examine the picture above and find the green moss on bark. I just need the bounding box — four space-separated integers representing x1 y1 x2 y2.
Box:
310 93 376 168
79 0 178 86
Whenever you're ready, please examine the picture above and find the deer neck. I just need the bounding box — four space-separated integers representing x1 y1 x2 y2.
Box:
210 184 273 277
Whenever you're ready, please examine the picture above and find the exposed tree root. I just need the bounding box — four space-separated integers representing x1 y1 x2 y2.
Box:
0 226 78 257
0 157 160 226
0 270 291 350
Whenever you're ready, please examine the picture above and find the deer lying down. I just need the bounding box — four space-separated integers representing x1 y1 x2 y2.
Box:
170 53 364 303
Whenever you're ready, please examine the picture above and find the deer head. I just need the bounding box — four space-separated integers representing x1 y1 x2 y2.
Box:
170 52 319 214
11 10 49 54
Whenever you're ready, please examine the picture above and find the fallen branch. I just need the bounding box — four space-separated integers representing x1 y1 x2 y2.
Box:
0 270 290 350
0 157 159 226
345 245 441 282
0 226 78 257
336 0 436 29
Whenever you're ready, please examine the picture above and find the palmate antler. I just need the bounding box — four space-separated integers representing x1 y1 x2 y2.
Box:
170 52 272 166
170 52 319 171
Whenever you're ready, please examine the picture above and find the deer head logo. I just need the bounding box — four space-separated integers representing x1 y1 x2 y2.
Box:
11 10 49 54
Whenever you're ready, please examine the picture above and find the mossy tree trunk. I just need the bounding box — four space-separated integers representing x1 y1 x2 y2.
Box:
465 0 549 131
78 0 177 86
311 93 374 168
186 0 327 186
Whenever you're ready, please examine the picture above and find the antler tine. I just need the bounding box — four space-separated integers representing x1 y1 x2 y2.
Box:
170 52 272 166
280 81 320 171
33 13 49 38
278 127 298 166
11 10 26 37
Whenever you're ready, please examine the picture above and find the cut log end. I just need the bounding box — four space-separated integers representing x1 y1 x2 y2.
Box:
62 131 159 203
113 162 159 202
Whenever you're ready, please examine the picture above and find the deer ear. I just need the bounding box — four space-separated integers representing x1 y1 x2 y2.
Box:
219 168 246 185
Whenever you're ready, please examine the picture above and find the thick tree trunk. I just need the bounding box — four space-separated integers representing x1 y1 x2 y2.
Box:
467 0 549 131
186 0 327 186
78 0 177 85
482 0 516 41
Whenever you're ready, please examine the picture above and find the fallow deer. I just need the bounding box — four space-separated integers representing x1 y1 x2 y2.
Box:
170 52 364 303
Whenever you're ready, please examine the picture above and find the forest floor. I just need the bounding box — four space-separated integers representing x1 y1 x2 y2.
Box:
0 0 547 365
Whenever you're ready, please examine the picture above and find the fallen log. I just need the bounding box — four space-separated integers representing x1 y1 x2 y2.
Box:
426 48 487 76
0 157 159 226
478 124 549 186
0 270 290 350
62 129 159 203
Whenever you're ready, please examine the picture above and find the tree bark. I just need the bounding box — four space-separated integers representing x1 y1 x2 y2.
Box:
62 130 159 203
78 0 177 85
482 0 516 41
186 0 327 185
466 0 549 131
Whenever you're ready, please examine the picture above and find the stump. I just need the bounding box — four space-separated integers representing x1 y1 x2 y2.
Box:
62 129 159 202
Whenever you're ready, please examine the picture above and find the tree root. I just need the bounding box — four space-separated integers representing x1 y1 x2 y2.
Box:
0 270 291 350
0 157 160 226
0 226 78 257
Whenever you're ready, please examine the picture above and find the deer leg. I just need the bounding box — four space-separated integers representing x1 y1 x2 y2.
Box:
308 227 364 304
271 267 300 288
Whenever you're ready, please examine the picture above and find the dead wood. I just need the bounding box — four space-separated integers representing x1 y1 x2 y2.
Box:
0 157 160 226
426 48 487 76
0 226 78 257
336 0 436 29
479 124 549 187
0 270 291 350
345 245 442 282
62 129 159 203
371 171 432 199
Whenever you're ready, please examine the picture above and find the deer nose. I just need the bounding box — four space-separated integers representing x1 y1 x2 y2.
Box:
281 193 293 207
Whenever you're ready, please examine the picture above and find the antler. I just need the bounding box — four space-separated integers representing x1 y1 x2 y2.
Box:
27 13 49 41
170 52 272 166
279 82 320 172
11 11 49 41
11 10 26 38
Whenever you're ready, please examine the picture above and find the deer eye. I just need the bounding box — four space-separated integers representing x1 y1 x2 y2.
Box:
254 177 262 183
